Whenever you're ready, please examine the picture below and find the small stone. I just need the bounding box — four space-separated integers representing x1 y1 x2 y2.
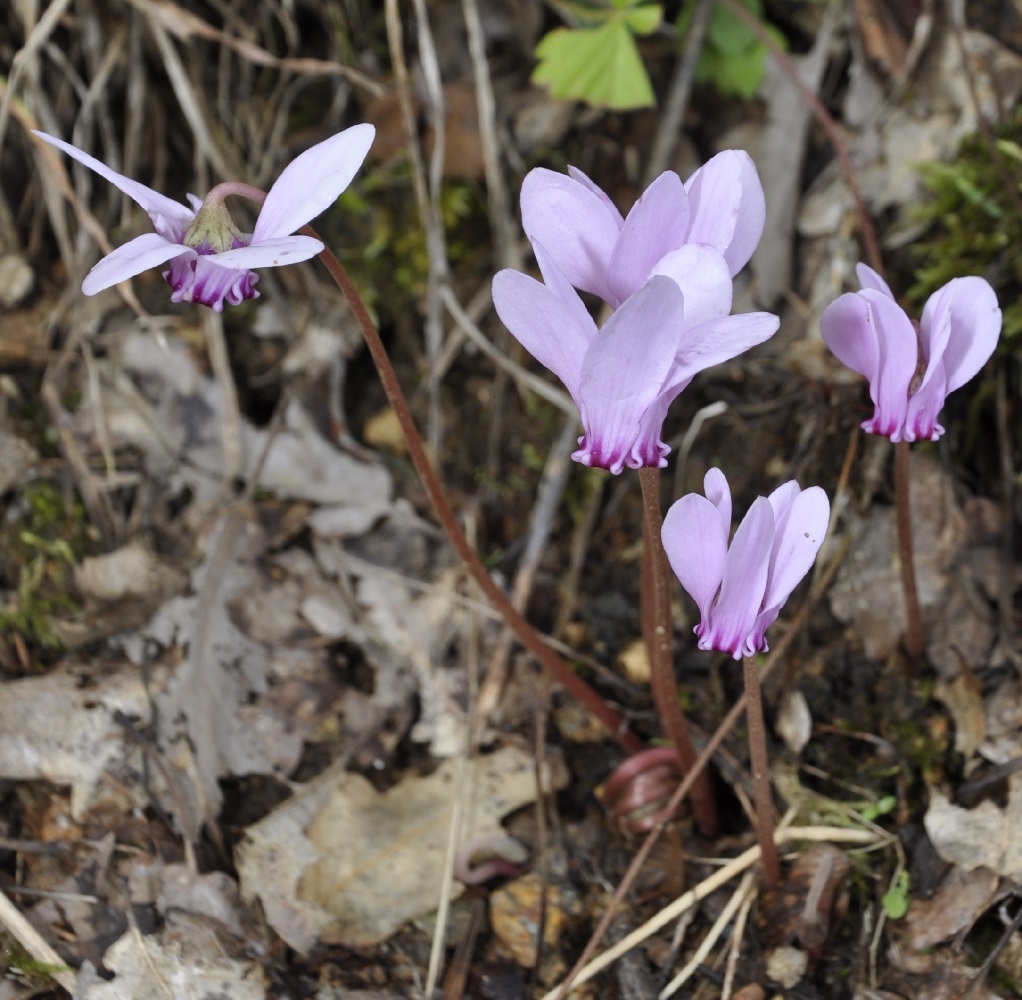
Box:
766 944 808 989
0 254 34 308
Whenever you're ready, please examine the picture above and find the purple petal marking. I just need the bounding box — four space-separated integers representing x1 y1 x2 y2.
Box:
520 168 622 303
662 493 728 625
650 245 732 326
855 262 895 299
165 255 260 312
904 366 948 441
253 123 375 242
708 496 773 659
574 276 685 473
491 267 594 404
607 171 691 305
33 131 194 240
928 276 1001 393
684 150 765 276
213 235 324 269
80 233 192 295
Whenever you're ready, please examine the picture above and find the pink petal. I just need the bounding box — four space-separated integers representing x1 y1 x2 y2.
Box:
926 276 1001 393
760 484 829 617
861 289 918 440
33 131 194 239
491 268 594 403
709 497 773 659
532 239 602 334
520 168 622 302
820 292 878 379
685 150 765 276
252 123 375 241
666 311 778 391
607 172 691 304
81 233 192 295
662 493 728 624
914 282 954 394
904 367 948 441
213 235 324 269
703 467 732 544
854 262 895 300
650 245 732 325
575 276 685 473
567 166 625 226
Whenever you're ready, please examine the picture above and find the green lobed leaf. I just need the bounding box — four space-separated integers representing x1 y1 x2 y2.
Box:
532 19 656 110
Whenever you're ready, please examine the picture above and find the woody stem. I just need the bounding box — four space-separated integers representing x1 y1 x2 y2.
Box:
638 467 718 837
894 440 925 657
308 229 643 754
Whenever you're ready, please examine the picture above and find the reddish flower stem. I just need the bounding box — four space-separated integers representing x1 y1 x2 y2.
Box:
894 439 925 657
743 655 780 888
307 229 643 754
638 467 717 837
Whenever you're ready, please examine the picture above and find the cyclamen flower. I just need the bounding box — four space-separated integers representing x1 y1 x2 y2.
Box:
492 241 777 474
33 124 375 312
663 469 829 659
520 150 765 308
820 263 1001 442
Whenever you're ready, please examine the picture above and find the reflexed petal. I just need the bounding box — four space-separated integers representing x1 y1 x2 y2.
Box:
666 311 778 391
760 485 829 616
253 123 375 241
904 366 948 441
213 235 324 269
532 239 602 335
574 276 685 472
861 289 918 440
855 262 895 300
819 292 879 380
915 282 953 394
703 467 732 544
709 497 773 658
928 276 1001 393
81 233 191 295
567 166 625 226
33 131 194 238
662 493 728 624
685 150 764 276
650 245 732 325
520 168 622 302
491 267 594 403
607 171 690 304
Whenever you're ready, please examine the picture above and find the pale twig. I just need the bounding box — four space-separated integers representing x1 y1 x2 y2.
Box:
461 0 520 270
202 310 243 485
403 0 450 456
543 827 884 998
425 515 482 996
476 413 577 733
645 0 714 185
660 870 757 999
721 872 756 1000
0 886 76 993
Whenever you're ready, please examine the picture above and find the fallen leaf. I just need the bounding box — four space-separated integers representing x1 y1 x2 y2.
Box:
238 745 567 950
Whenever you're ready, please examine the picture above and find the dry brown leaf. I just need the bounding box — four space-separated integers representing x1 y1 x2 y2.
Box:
238 745 567 950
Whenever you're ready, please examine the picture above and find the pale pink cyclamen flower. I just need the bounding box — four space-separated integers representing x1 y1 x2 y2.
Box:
662 469 829 659
520 150 765 308
33 124 375 312
492 240 778 474
820 263 1001 443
